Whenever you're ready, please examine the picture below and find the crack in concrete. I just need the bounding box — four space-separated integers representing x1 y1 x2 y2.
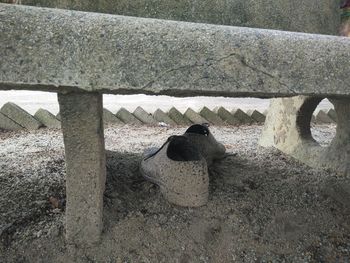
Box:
141 52 296 95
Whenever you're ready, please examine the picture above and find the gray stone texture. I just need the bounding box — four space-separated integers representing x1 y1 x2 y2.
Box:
0 111 23 130
34 108 61 128
167 107 192 126
315 110 335 124
0 102 42 129
260 96 349 176
0 4 348 98
199 107 224 126
326 108 337 122
56 112 61 120
103 108 123 125
5 0 339 35
58 92 106 246
133 106 157 125
247 109 266 123
231 108 253 124
116 108 142 125
215 107 240 125
184 108 208 125
153 109 177 126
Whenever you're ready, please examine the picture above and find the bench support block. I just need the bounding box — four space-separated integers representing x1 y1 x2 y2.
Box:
58 92 106 246
260 96 349 176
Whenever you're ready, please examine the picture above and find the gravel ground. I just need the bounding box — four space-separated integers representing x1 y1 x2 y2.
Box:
0 124 349 263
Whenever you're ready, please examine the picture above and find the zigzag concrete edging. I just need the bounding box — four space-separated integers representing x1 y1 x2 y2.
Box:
0 102 336 131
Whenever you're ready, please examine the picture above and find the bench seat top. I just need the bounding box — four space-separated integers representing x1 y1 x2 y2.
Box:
0 4 349 98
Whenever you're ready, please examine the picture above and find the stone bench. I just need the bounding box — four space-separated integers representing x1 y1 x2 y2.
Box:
0 3 349 247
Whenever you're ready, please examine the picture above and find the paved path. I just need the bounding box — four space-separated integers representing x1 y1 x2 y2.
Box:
0 91 332 115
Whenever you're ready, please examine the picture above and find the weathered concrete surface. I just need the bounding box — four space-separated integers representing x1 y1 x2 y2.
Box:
116 108 142 125
133 106 157 125
247 109 266 123
153 109 177 126
184 108 208 125
6 0 339 35
0 102 42 129
34 108 61 128
0 4 349 98
103 108 123 125
0 112 23 130
231 108 252 124
167 107 192 126
58 92 106 246
260 96 349 175
199 107 224 126
215 107 240 125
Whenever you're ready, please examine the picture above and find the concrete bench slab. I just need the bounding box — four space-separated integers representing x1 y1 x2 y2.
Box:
1 4 350 98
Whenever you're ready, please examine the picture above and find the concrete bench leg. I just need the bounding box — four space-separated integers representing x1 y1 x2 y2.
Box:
259 96 349 176
58 92 106 246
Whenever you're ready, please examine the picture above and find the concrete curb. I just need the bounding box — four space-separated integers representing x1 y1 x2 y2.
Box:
1 102 42 129
103 108 123 125
199 107 224 125
153 109 177 126
133 106 158 125
167 107 192 125
0 112 24 130
116 107 142 125
184 108 208 124
34 108 61 129
0 102 337 131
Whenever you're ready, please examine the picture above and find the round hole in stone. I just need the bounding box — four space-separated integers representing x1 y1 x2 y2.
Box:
310 98 337 147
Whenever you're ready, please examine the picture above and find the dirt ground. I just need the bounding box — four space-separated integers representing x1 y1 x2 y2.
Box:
0 124 349 263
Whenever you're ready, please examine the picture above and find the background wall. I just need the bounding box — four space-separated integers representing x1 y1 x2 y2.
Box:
1 0 341 35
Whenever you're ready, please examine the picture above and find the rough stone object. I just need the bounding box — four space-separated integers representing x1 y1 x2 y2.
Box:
184 108 208 125
231 108 253 124
315 110 335 124
260 96 349 176
103 108 123 125
215 107 240 125
0 4 349 98
247 109 266 123
133 106 158 125
153 109 177 126
199 107 224 126
58 92 106 246
5 0 339 35
116 108 142 125
0 102 42 129
326 108 337 122
34 108 61 128
0 112 23 130
167 107 192 126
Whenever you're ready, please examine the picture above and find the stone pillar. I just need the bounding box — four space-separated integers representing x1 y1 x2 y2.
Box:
260 96 349 176
58 92 106 246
